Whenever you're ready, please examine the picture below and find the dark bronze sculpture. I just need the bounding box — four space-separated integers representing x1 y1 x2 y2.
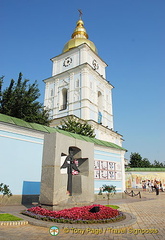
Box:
61 147 87 196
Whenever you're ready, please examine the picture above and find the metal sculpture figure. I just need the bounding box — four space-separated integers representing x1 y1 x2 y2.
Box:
61 148 80 196
61 147 88 196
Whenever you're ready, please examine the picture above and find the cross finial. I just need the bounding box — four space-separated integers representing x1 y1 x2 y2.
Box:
78 9 83 19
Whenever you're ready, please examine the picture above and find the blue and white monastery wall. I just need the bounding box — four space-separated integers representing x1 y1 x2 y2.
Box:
94 146 125 193
0 117 125 201
0 122 43 196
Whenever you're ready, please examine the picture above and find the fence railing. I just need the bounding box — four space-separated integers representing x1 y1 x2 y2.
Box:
124 190 141 198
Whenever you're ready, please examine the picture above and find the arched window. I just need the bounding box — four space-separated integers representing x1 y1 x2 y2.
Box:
98 91 102 110
98 91 103 124
50 89 54 97
60 88 67 110
75 79 79 88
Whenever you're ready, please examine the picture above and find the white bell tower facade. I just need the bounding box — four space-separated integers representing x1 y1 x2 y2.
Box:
44 18 123 146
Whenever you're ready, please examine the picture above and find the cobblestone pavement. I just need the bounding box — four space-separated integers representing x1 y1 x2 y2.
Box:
0 191 165 240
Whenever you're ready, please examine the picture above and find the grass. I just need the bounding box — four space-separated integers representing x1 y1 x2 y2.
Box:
105 205 119 209
0 213 23 221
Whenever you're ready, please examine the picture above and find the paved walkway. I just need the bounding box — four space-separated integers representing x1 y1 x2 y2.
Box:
0 190 165 240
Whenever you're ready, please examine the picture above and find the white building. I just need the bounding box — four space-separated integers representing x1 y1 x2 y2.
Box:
44 18 123 146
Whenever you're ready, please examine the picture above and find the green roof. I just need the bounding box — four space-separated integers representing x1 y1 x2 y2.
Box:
0 113 126 151
125 168 165 172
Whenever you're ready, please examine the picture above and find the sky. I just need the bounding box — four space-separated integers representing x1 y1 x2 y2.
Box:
1 0 165 163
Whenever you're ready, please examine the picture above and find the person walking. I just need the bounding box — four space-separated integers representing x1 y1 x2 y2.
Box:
154 181 159 195
148 180 152 193
160 181 164 192
151 180 154 192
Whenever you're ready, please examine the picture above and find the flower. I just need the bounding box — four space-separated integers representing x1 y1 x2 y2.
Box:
26 204 120 221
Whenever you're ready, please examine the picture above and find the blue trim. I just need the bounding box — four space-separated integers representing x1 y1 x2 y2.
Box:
0 130 43 145
94 149 121 157
94 154 121 162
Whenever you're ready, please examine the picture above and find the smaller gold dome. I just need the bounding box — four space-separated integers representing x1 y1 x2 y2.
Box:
62 19 98 53
71 19 88 39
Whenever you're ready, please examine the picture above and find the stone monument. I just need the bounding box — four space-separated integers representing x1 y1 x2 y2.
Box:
39 132 94 210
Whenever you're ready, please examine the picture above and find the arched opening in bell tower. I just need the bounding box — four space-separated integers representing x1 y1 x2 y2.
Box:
60 88 68 110
98 91 103 124
98 91 102 110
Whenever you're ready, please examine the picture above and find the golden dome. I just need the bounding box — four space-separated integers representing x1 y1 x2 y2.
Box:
62 19 98 53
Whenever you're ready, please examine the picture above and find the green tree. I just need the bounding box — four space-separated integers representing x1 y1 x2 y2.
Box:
102 185 116 205
57 116 96 138
129 153 165 168
0 183 12 206
0 73 50 126
141 158 151 168
0 183 12 197
129 152 143 167
129 153 151 167
152 160 165 168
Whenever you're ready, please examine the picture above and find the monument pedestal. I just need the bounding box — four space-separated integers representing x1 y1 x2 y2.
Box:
39 132 94 210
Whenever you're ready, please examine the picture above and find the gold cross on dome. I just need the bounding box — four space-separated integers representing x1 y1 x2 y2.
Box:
78 9 83 19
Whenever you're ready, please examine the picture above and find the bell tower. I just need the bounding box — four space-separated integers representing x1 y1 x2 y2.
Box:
44 14 123 146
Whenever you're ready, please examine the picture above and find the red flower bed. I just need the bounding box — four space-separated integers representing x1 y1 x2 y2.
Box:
26 204 120 221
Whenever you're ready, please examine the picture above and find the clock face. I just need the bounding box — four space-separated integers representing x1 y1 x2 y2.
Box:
92 59 99 70
63 57 72 67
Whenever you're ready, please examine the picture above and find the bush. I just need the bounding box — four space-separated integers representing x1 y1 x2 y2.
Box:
102 185 116 205
0 183 12 206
